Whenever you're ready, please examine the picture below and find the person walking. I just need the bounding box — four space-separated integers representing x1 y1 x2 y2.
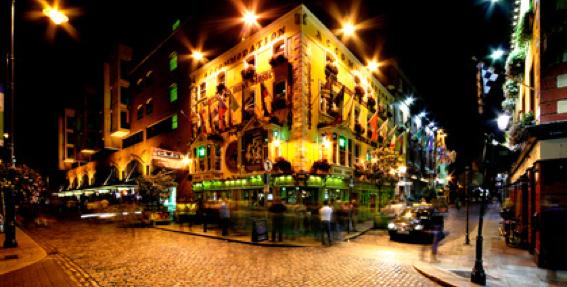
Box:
348 200 358 232
219 199 230 236
319 200 333 246
269 198 287 242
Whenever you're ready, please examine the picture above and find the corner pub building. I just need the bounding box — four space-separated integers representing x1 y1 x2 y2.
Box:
58 5 433 222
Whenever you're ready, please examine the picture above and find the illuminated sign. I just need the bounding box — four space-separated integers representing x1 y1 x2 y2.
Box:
198 146 206 158
339 136 346 148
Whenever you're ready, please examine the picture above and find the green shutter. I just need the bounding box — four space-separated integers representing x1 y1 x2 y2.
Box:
169 84 178 102
171 114 178 130
169 52 178 71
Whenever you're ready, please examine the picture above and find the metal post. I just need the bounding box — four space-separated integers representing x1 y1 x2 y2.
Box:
471 134 490 285
8 0 16 167
3 0 18 249
465 165 470 245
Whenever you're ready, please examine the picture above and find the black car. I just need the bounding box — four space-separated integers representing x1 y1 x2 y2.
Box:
387 205 444 241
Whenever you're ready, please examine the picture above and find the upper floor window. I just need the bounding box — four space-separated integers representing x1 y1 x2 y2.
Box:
199 82 206 101
171 114 178 130
273 40 285 56
146 98 153 115
169 83 178 102
169 52 178 71
137 105 144 120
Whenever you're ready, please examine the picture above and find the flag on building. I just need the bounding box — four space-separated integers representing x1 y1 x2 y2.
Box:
342 91 354 124
479 63 499 95
367 111 380 141
227 89 240 112
379 118 389 141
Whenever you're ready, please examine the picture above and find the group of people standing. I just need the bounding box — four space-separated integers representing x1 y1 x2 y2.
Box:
319 199 358 246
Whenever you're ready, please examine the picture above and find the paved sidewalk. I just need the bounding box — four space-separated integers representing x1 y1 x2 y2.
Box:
0 227 95 287
154 220 374 247
0 227 47 275
413 203 567 287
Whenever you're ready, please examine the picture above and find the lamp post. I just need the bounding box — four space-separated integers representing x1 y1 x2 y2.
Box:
471 134 492 285
3 0 69 248
464 165 471 245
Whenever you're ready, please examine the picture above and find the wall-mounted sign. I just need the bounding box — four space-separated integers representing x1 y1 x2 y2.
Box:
152 147 185 169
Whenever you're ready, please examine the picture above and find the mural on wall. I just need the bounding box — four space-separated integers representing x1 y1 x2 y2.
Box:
242 128 268 172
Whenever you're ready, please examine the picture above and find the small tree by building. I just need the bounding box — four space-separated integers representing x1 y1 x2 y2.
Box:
136 170 177 211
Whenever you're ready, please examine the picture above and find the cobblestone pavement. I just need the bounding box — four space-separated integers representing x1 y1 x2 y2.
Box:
24 220 438 287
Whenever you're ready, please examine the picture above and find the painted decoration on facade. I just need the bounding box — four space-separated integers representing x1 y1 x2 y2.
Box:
225 141 239 173
242 128 268 172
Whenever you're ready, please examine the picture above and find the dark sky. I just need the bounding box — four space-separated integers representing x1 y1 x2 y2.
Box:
0 0 512 175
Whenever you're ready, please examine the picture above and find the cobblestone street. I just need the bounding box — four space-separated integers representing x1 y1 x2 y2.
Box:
21 221 437 287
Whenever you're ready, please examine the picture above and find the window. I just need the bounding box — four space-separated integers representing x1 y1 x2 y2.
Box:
146 99 153 115
169 83 178 102
339 136 347 166
146 115 177 139
137 105 144 120
66 147 75 159
214 144 221 171
66 116 76 130
123 131 143 148
273 81 286 109
172 19 181 31
273 40 285 55
169 52 178 71
354 143 361 163
120 87 129 105
206 145 212 171
120 111 130 129
66 132 75 145
171 114 178 130
199 82 206 101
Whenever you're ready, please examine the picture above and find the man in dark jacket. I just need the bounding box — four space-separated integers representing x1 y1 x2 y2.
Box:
269 198 287 242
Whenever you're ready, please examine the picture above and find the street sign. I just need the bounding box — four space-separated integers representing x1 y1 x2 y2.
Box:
263 160 273 172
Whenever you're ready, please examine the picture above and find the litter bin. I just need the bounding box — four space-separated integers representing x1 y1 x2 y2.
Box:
251 218 268 243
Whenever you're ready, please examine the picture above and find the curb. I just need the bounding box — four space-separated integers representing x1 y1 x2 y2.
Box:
413 264 459 287
153 225 373 248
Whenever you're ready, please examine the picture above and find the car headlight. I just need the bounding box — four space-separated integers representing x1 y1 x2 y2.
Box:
414 224 424 231
387 223 396 230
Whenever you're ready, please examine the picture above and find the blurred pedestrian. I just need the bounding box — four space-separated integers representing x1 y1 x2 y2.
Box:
269 198 287 242
348 200 358 232
320 200 333 246
219 199 230 236
430 221 443 262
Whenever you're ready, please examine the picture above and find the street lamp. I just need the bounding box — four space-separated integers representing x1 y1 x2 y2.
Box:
497 114 511 131
3 0 70 249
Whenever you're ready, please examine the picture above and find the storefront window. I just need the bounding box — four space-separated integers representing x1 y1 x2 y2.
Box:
214 144 221 171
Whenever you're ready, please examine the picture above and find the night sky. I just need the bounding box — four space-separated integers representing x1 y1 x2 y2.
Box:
0 0 512 176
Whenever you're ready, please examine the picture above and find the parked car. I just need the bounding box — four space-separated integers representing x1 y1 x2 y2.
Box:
388 205 444 241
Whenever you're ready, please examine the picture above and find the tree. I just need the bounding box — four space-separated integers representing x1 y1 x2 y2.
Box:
136 170 177 209
367 147 404 209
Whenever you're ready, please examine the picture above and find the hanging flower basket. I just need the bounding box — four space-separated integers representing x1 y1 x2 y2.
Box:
502 98 516 113
310 159 331 174
241 67 256 81
354 86 365 102
506 47 526 78
325 63 338 77
503 79 519 98
521 111 535 126
507 122 527 146
367 97 376 112
514 9 534 46
269 54 288 67
216 83 226 94
273 157 292 174
354 122 365 135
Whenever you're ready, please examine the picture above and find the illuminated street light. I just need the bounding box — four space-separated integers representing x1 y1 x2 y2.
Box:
43 7 69 25
404 96 415 106
490 48 505 61
367 60 379 72
242 10 258 26
192 50 204 61
342 22 356 37
497 114 511 131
